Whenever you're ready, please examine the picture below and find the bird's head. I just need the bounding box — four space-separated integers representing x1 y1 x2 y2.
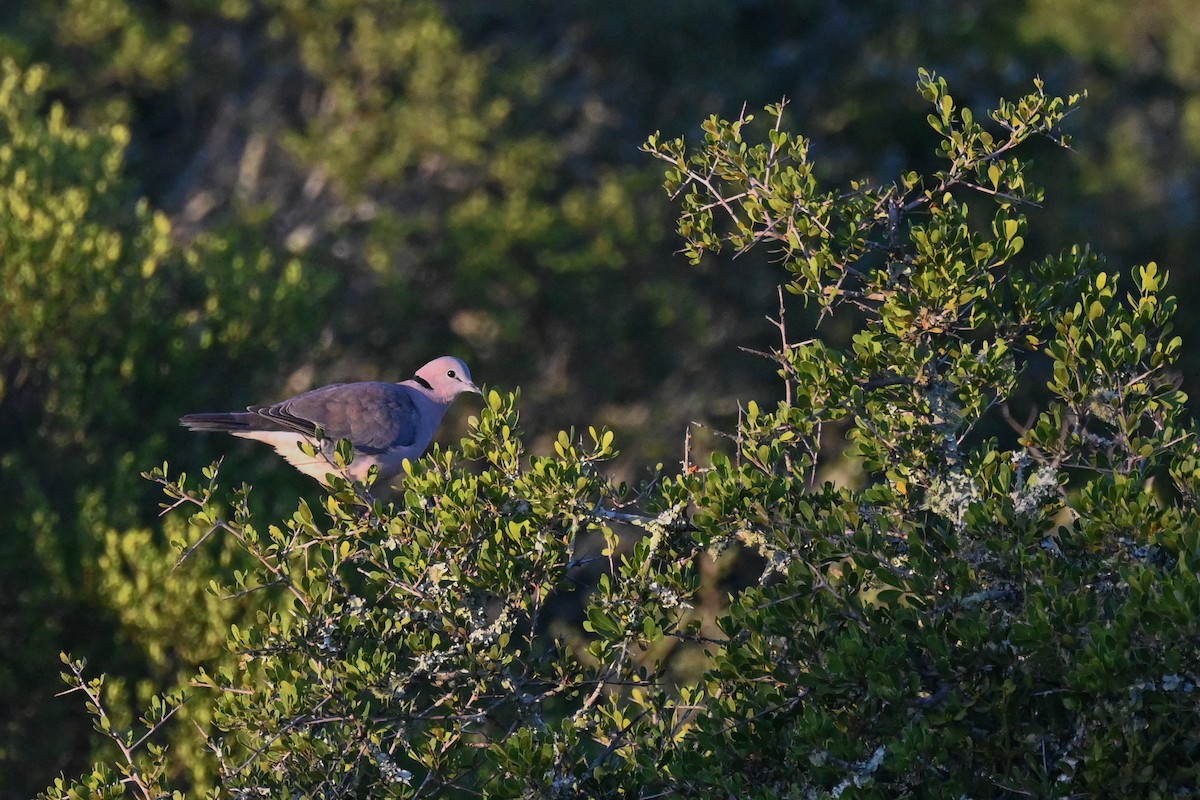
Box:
412 356 483 403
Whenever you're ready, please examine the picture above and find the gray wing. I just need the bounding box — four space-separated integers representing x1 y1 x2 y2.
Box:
250 382 420 454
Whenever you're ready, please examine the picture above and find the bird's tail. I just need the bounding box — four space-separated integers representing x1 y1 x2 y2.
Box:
180 412 260 432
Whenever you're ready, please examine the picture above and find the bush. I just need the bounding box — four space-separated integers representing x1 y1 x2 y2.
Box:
0 57 327 795
44 71 1199 799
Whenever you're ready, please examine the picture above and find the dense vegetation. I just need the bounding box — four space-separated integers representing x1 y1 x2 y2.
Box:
3 2 1200 797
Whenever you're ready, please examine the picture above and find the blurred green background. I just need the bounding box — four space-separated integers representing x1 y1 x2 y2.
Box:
2 1 1198 795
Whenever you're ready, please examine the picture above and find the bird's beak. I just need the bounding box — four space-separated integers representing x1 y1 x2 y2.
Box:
466 381 483 395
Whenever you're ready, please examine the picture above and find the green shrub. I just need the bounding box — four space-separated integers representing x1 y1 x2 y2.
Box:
44 71 1200 799
0 57 327 795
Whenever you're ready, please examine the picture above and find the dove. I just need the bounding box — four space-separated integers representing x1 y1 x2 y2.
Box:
180 355 481 485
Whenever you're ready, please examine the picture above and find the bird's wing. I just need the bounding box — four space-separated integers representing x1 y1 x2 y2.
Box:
249 382 420 454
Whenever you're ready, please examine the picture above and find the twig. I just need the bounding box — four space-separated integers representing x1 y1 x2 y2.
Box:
62 659 172 800
861 374 916 392
770 285 792 405
1000 402 1038 436
172 522 221 570
588 706 655 773
683 424 693 475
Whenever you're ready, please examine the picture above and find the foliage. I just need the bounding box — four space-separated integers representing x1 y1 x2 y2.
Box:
641 70 1198 796
2 0 729 468
42 72 1200 799
8 2 1200 796
5 0 1200 456
0 57 327 794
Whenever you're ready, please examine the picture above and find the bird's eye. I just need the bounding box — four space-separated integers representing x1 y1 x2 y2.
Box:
447 369 457 379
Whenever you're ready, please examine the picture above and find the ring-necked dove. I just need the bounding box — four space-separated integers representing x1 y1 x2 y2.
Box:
181 355 482 485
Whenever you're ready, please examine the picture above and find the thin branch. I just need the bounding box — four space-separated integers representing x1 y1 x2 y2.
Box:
588 706 655 773
861 374 916 392
129 700 187 752
1000 402 1039 436
172 522 221 570
770 285 792 405
958 179 1043 207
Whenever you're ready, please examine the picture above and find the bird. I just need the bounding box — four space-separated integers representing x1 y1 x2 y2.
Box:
180 355 482 485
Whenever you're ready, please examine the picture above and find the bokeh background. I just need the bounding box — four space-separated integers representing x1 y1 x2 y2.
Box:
2 1 1199 795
